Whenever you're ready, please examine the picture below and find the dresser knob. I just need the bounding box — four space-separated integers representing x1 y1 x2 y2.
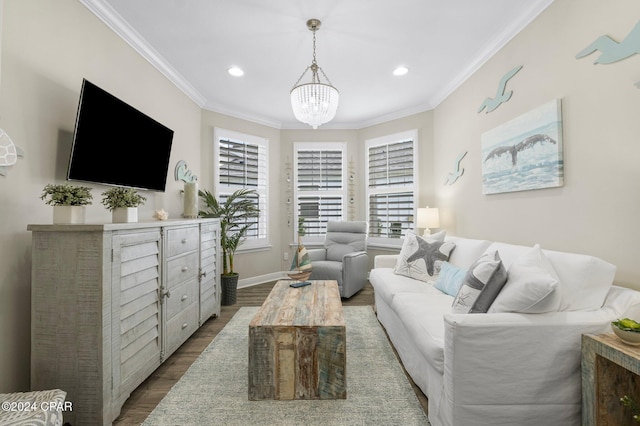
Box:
181 322 188 330
181 295 188 301
181 238 187 244
181 266 188 272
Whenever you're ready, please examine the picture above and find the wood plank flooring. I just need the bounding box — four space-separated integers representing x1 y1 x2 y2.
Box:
114 281 429 425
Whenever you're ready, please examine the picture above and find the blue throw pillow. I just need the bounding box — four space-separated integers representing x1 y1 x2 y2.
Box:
434 262 466 296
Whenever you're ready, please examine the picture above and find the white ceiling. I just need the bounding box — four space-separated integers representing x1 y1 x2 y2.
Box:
83 0 554 129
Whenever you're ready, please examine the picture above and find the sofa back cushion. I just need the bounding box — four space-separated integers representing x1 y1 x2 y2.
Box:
445 236 493 269
484 242 616 311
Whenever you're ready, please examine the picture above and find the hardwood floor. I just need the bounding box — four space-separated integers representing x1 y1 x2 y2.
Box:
114 281 429 425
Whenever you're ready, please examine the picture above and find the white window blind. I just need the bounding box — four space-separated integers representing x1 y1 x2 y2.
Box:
214 128 268 250
294 142 346 242
366 131 418 245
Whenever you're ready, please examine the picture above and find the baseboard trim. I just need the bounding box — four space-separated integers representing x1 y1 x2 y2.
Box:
238 272 286 289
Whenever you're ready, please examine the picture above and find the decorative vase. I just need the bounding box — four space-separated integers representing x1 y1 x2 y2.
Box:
53 206 86 224
221 274 239 306
112 207 138 223
183 181 198 218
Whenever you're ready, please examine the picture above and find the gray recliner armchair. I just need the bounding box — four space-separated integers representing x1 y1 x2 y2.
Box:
307 221 369 298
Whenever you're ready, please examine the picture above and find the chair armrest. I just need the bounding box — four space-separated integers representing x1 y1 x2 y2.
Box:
374 254 398 269
307 248 327 262
441 310 614 424
342 251 369 298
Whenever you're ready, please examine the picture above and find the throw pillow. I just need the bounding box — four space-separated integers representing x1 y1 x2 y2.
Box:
394 231 456 283
488 244 562 313
434 262 467 297
451 250 508 313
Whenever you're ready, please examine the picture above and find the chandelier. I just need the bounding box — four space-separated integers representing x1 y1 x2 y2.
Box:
290 19 339 129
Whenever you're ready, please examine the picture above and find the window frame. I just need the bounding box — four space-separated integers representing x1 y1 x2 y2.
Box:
293 141 348 245
365 130 418 248
213 127 269 251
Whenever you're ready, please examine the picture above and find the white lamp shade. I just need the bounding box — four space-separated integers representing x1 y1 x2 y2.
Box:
290 83 339 129
417 207 440 229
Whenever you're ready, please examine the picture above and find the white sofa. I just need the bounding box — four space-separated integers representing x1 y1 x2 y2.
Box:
369 235 640 426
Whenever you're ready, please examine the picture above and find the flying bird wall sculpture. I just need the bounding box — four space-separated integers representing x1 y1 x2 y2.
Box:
477 65 523 114
444 151 467 185
576 19 640 64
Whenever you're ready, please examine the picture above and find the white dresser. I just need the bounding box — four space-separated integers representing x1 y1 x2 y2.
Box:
28 219 221 426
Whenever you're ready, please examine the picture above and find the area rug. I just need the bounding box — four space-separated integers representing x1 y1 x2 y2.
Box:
143 306 430 425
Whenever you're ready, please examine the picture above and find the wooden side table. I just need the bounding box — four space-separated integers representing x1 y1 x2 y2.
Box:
582 333 640 425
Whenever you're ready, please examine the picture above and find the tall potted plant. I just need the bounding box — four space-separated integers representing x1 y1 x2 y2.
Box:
199 188 260 305
40 183 93 224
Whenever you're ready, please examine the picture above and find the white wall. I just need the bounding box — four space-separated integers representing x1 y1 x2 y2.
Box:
0 0 202 392
433 0 640 288
2 0 639 395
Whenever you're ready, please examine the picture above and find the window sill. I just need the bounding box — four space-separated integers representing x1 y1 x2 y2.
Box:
237 244 272 254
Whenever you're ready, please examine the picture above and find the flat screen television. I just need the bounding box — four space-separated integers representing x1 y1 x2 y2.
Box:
67 79 174 191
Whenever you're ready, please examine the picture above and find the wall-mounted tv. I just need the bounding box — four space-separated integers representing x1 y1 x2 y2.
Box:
67 79 174 192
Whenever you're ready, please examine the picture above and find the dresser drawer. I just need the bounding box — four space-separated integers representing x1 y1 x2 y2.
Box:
166 278 199 320
166 303 199 354
166 226 199 257
166 252 198 288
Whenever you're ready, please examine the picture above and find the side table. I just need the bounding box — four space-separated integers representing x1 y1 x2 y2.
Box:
582 333 640 425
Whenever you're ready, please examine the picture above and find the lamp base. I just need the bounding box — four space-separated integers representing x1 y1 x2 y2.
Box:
422 228 432 237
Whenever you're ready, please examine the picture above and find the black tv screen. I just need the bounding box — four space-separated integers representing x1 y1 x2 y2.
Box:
67 79 174 191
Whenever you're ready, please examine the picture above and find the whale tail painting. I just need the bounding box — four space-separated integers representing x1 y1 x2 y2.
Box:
481 99 563 195
484 134 556 166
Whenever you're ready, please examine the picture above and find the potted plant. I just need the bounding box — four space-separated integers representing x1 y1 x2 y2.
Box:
40 183 93 224
101 186 146 223
199 188 260 305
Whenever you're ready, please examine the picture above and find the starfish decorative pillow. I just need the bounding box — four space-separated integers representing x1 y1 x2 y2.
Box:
394 231 456 283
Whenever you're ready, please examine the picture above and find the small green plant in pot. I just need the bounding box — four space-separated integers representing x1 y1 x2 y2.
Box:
199 188 260 305
101 186 146 223
41 183 93 224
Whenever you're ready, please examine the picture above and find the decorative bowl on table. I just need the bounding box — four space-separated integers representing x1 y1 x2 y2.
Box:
612 318 640 346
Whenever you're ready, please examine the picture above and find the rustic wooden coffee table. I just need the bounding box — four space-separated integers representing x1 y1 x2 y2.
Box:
248 279 346 400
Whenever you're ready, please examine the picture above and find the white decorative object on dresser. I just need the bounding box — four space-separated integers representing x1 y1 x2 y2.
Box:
27 218 220 426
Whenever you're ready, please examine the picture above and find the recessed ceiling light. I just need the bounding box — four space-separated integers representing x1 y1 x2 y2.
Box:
393 66 409 76
228 66 244 77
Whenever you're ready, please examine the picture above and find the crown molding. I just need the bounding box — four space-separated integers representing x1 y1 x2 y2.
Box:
80 0 555 131
80 0 207 107
429 0 555 109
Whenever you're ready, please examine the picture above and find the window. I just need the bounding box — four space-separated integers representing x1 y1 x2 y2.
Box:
294 142 347 243
213 128 268 250
365 130 418 246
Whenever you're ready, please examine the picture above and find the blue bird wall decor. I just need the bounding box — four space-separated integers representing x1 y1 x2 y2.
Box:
576 19 640 64
477 65 523 114
444 151 467 185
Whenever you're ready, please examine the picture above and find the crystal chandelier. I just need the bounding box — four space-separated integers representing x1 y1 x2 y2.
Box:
290 19 339 129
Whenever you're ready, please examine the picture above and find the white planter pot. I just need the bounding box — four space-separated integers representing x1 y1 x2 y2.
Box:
112 207 138 223
53 206 86 224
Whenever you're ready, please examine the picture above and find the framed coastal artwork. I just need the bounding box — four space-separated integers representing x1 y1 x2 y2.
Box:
481 99 563 195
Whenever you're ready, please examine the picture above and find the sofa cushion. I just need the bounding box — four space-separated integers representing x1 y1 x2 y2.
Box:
445 236 493 269
394 231 455 282
434 262 467 297
369 267 433 306
484 242 616 311
452 250 508 313
489 244 561 313
391 290 454 375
